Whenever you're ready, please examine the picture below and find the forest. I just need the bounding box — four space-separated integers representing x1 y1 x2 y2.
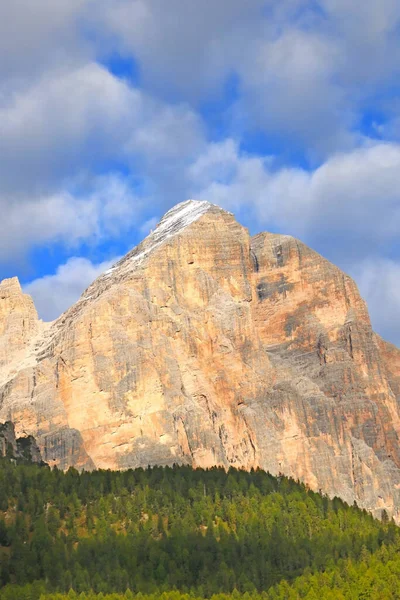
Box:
0 456 400 599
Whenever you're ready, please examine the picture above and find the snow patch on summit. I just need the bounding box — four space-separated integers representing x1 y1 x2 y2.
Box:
99 200 218 283
156 199 214 239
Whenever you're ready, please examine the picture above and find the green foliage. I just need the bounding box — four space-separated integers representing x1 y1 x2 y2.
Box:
0 458 399 599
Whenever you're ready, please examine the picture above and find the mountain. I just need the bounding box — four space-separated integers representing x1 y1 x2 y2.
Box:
0 200 400 519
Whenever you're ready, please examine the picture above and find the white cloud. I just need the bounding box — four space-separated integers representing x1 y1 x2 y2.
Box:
234 29 353 154
24 255 119 321
127 103 204 163
0 63 137 193
352 258 400 346
91 0 400 155
139 217 158 237
0 58 205 258
0 174 140 261
94 0 266 99
320 0 400 82
0 0 91 86
2 0 400 163
0 58 205 195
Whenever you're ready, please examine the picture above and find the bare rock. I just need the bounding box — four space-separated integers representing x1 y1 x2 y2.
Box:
0 420 42 463
0 277 39 367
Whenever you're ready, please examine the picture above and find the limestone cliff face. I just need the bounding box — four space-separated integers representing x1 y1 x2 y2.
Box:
0 200 400 518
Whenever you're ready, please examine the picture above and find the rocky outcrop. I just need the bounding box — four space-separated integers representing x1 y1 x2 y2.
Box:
0 200 399 519
0 421 42 463
0 277 40 368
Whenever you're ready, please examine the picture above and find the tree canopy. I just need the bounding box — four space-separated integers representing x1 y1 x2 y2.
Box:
0 457 399 599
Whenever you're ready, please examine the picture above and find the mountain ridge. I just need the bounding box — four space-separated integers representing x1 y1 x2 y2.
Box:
1 200 400 520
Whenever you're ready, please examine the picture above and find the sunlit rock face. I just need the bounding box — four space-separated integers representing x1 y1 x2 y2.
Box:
0 277 40 368
1 200 400 519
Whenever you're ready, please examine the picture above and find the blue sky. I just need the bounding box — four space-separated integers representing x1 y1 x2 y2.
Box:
1 0 400 345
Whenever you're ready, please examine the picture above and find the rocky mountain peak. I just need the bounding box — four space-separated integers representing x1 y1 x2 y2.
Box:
102 199 227 275
1 201 400 520
155 199 225 234
0 275 39 370
0 276 22 296
75 199 231 306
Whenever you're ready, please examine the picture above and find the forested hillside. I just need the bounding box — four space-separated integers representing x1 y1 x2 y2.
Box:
0 458 400 599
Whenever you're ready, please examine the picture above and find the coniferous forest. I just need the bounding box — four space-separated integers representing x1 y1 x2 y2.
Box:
1 456 400 599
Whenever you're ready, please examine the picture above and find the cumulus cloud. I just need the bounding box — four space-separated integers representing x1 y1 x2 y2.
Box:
0 63 135 194
2 0 400 160
0 0 92 89
320 0 400 85
92 0 400 155
235 29 353 154
352 258 400 346
234 0 400 153
0 62 202 195
0 59 205 257
24 255 119 321
0 174 139 261
94 0 266 99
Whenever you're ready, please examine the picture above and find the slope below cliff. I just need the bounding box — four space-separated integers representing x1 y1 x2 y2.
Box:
0 200 399 519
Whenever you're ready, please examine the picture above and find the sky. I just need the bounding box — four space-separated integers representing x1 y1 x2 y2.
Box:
1 1 400 345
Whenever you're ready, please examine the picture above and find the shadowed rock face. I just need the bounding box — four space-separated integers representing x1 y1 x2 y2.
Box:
0 421 42 463
0 200 400 518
